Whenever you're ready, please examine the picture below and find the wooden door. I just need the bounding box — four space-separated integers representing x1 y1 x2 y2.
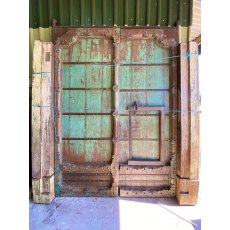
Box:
117 29 176 197
118 38 170 163
54 28 178 197
56 30 115 196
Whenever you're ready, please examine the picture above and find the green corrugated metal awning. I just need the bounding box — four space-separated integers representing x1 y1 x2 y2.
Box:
29 0 192 28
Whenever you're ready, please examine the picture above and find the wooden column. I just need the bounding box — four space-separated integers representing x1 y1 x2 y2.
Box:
111 29 120 196
32 41 55 203
54 43 63 197
170 47 178 195
176 42 200 205
177 43 190 178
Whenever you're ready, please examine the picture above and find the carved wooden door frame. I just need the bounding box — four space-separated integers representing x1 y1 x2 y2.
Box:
53 27 179 197
32 26 200 205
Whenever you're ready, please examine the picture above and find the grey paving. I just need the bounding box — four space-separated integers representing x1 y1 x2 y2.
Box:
29 197 201 230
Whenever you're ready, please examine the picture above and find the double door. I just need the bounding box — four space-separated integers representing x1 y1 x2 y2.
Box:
55 28 177 197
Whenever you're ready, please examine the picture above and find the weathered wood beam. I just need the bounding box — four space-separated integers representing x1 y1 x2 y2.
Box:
128 161 165 166
189 41 200 180
177 43 190 178
32 41 42 179
120 188 173 197
176 41 200 205
119 165 171 174
176 177 199 205
54 41 63 197
32 41 55 203
170 46 178 196
61 163 111 174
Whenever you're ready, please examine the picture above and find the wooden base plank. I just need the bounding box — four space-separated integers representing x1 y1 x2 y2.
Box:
176 177 199 205
120 188 173 197
62 173 112 181
119 174 169 181
32 175 55 203
61 163 111 173
61 184 111 196
120 165 171 174
119 180 169 187
128 160 165 166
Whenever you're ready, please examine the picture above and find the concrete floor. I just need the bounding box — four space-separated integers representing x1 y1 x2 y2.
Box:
29 196 201 230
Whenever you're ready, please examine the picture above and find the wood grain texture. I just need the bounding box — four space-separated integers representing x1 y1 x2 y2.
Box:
189 42 199 180
119 165 171 174
120 188 174 197
54 41 63 197
41 42 54 177
62 173 112 181
61 163 111 173
176 42 200 205
119 180 169 187
61 183 111 196
119 174 169 181
32 175 55 203
32 40 42 178
177 43 190 178
128 160 165 166
32 41 55 203
176 177 199 205
169 47 177 193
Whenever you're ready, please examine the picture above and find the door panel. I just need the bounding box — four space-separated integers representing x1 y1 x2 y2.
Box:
117 34 173 195
118 39 170 162
59 35 114 196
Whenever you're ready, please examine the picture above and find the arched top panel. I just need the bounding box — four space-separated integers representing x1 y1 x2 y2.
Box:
53 27 178 49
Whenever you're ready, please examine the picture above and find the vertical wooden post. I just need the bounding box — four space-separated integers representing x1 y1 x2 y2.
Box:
32 41 55 203
189 42 200 180
54 43 63 197
176 42 199 205
111 28 120 196
170 47 178 195
177 43 190 178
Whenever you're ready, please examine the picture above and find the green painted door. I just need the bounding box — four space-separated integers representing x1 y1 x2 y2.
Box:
55 28 175 197
118 39 170 163
60 36 114 196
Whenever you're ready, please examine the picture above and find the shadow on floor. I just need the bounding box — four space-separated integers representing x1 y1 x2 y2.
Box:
192 219 201 230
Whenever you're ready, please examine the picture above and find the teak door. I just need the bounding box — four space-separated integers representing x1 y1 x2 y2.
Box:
54 28 178 197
